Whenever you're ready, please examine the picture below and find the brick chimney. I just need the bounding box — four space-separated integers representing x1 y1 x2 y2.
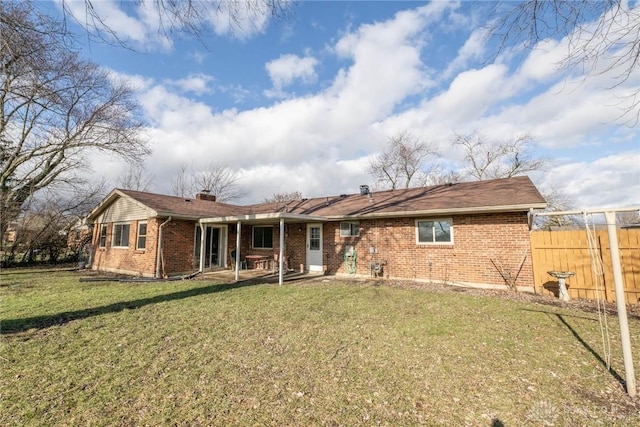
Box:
196 191 216 202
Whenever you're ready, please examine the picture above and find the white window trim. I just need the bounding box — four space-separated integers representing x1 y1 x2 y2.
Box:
415 218 453 245
340 221 360 237
112 222 130 248
252 225 274 249
136 221 147 250
99 224 108 248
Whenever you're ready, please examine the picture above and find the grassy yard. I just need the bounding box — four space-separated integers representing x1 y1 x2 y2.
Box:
1 270 639 426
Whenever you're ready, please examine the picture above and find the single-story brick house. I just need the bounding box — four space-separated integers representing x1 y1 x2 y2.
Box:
86 176 546 289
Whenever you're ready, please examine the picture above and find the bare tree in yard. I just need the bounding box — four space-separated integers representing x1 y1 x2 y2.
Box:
171 162 243 202
117 162 154 192
489 1 640 123
0 3 148 239
453 132 548 181
368 131 440 190
4 183 105 265
534 185 579 230
264 191 302 204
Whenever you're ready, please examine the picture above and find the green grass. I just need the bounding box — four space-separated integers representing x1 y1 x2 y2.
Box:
1 269 639 426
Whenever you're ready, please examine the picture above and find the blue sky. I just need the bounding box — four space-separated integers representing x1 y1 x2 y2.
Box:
49 0 639 209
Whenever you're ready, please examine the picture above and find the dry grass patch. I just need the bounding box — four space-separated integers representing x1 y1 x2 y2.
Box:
1 270 639 426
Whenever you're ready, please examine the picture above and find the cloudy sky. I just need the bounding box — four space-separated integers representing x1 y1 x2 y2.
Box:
52 0 639 209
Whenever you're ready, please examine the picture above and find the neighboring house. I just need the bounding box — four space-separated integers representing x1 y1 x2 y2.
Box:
86 176 546 290
66 217 93 253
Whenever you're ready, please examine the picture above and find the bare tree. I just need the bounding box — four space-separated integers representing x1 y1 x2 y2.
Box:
0 3 148 238
3 183 105 265
617 210 640 227
55 0 292 47
117 162 154 191
171 163 192 198
264 191 302 203
368 131 440 190
453 132 548 181
170 162 243 202
488 1 640 123
534 184 578 230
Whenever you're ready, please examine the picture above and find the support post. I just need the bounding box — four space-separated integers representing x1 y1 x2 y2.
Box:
235 221 241 282
604 211 636 397
279 217 285 285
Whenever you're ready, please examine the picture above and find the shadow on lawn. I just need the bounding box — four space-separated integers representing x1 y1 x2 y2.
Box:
522 308 625 387
2 280 260 335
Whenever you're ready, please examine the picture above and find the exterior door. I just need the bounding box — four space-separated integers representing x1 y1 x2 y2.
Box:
306 224 323 272
196 226 224 270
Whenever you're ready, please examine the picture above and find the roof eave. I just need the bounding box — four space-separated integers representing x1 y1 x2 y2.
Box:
199 212 327 224
323 203 549 220
86 189 159 223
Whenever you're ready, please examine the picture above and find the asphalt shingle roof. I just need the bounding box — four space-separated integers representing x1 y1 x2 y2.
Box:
110 176 545 220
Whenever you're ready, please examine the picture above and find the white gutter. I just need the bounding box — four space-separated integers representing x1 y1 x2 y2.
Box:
199 212 326 224
198 204 547 224
155 216 172 279
321 204 548 220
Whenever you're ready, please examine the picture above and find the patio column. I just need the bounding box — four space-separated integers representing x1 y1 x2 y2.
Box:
235 221 241 282
279 217 285 285
199 223 205 273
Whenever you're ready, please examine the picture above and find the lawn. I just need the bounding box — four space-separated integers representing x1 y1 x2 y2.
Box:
1 269 639 426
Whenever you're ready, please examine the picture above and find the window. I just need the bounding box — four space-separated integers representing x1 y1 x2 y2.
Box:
112 223 130 248
417 219 453 244
252 226 273 249
136 222 147 250
340 221 360 237
99 224 107 248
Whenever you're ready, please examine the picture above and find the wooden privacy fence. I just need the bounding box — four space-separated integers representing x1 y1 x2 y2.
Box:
530 229 640 304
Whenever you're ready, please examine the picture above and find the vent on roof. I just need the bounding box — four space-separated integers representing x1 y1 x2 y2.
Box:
360 185 370 196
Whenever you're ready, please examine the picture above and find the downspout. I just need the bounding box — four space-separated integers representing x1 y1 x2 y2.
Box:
155 217 172 278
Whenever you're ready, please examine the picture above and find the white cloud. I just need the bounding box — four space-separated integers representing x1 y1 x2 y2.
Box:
264 54 319 98
540 151 640 209
93 2 639 211
55 0 273 50
443 27 488 79
206 0 271 40
168 74 215 95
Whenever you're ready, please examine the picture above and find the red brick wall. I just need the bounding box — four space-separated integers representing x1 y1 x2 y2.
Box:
322 212 534 288
229 223 307 271
91 218 160 277
91 218 200 277
160 220 198 275
91 212 534 287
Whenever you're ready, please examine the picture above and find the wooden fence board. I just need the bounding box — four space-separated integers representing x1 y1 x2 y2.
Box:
530 229 640 304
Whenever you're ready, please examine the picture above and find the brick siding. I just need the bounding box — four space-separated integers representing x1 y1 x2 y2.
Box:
323 212 534 288
92 212 534 288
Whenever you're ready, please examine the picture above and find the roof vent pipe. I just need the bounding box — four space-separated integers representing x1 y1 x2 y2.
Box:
360 185 370 196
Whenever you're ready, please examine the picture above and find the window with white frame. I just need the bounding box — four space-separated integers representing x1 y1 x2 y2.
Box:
416 219 453 244
340 221 360 237
99 224 107 248
252 226 273 249
136 222 147 250
112 223 130 248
